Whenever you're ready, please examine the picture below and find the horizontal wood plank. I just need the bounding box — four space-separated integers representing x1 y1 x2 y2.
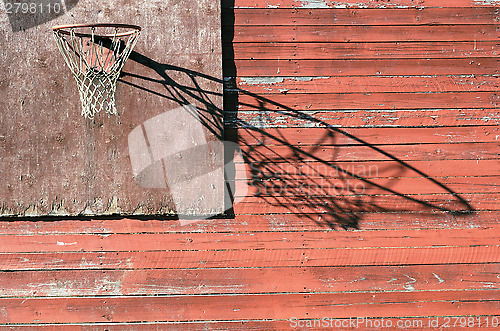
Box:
227 25 500 43
232 194 495 216
0 291 497 323
0 226 499 253
225 0 500 9
0 246 498 270
228 58 499 76
229 109 500 128
236 177 499 195
0 211 497 234
234 160 500 178
226 42 500 60
226 8 500 26
235 91 498 111
234 126 500 145
228 75 500 94
237 142 500 161
0 264 497 297
234 195 499 218
5 320 500 330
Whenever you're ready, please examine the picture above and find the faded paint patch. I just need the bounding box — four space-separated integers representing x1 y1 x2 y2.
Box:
296 0 330 8
56 241 77 246
432 273 445 284
100 275 124 295
321 1 426 8
23 273 125 296
239 76 330 86
293 76 330 82
403 275 417 291
0 306 8 321
240 77 285 85
473 0 500 5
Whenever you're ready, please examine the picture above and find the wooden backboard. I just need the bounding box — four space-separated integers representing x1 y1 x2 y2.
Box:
0 0 224 217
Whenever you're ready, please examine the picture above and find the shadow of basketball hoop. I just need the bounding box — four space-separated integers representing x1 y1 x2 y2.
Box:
3 0 79 32
120 54 474 229
127 104 249 222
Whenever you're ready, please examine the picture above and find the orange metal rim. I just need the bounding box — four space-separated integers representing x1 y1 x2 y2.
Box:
52 23 141 38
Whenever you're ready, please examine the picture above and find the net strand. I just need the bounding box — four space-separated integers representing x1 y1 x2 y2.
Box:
53 26 140 119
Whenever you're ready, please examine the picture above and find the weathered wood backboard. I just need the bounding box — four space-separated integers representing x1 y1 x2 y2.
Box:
0 0 224 217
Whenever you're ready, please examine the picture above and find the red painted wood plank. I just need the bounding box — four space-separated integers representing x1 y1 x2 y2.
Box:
0 291 497 323
1 226 498 253
7 320 500 330
235 160 500 178
228 109 500 127
237 177 499 195
234 127 500 145
236 92 498 111
230 75 500 94
227 8 500 25
228 25 500 43
0 211 497 235
226 42 500 60
233 194 495 216
225 0 500 8
238 195 492 217
1 264 497 297
0 322 295 330
0 246 498 270
237 142 500 161
230 58 499 76
8 320 500 330
235 143 500 164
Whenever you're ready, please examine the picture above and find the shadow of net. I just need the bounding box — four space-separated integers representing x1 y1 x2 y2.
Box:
120 52 474 230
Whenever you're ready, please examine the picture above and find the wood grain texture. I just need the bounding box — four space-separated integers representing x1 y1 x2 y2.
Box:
0 246 498 270
229 108 500 127
227 8 500 25
0 263 497 297
6 320 500 330
0 290 497 324
227 25 500 43
236 179 500 195
236 142 500 161
232 194 496 216
234 126 500 145
0 211 498 235
230 75 500 93
229 58 499 76
1 226 499 253
235 91 499 110
227 42 500 59
234 160 500 178
225 0 500 8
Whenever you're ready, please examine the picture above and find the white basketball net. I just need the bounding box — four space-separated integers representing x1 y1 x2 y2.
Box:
53 26 140 118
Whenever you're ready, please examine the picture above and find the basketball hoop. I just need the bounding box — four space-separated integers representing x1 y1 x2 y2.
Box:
52 23 141 119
